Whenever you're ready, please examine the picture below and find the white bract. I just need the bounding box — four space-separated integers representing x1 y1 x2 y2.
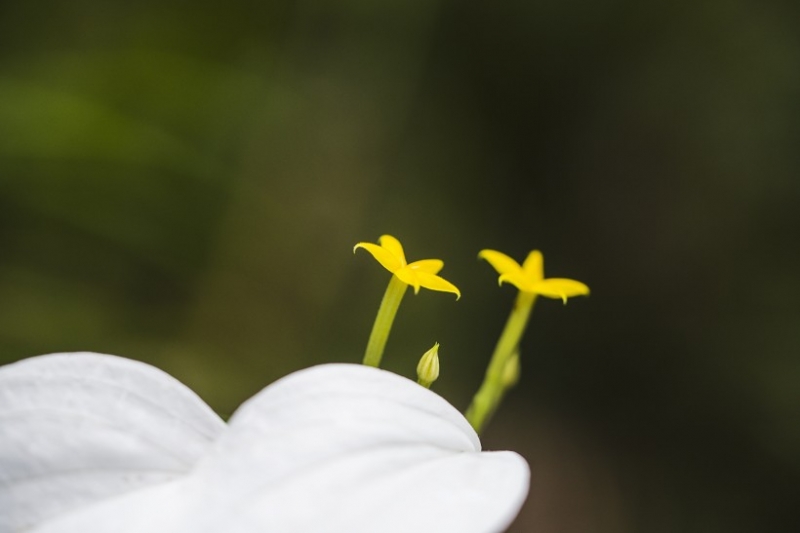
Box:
0 353 529 533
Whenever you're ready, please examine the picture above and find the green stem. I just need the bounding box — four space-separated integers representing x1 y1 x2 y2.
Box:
363 274 408 367
465 291 536 433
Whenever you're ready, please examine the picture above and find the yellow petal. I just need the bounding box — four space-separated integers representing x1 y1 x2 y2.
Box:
478 249 523 277
354 242 403 273
498 271 534 292
378 235 406 266
522 250 544 283
415 272 461 300
408 259 444 275
533 278 590 303
394 267 421 294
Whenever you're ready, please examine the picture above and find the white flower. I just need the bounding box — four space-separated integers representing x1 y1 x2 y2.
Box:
0 353 529 533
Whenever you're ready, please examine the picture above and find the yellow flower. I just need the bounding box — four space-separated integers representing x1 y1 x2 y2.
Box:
355 235 461 299
479 249 589 303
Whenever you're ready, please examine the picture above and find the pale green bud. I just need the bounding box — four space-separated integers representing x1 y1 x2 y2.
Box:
502 350 520 388
416 342 440 389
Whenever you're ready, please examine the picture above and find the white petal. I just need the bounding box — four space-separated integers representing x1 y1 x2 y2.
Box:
225 446 529 533
0 352 225 532
33 364 529 533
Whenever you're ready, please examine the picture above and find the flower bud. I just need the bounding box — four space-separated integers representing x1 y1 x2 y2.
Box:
501 350 520 388
416 342 440 388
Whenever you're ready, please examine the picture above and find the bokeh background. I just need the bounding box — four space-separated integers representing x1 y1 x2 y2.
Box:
2 1 799 531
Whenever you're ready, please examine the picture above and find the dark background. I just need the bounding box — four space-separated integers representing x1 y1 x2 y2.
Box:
1 1 799 531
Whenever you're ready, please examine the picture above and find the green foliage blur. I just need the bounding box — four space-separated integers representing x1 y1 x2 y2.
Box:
1 1 799 531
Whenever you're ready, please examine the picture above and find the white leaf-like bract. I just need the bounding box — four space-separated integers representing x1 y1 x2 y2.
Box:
1 354 529 533
0 353 226 532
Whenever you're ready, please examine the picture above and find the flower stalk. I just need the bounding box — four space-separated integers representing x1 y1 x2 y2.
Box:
363 275 408 367
465 291 535 433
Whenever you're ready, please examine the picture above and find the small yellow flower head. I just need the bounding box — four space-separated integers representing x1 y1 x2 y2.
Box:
479 249 589 303
355 235 461 299
416 342 440 388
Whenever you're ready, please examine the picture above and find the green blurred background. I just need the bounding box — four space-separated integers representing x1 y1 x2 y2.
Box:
1 1 799 531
